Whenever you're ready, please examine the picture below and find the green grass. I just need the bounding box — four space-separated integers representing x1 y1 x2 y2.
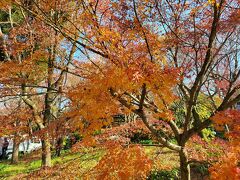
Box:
0 163 28 177
0 147 178 179
0 149 103 179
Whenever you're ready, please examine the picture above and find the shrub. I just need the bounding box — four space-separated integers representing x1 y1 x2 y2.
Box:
148 169 179 180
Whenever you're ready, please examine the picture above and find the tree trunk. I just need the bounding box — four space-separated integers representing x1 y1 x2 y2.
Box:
11 137 19 164
55 137 63 157
179 148 190 180
41 133 51 167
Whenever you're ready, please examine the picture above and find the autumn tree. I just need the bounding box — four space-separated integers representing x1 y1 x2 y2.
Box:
0 0 79 167
0 102 32 163
209 109 240 179
2 0 240 179
156 1 240 178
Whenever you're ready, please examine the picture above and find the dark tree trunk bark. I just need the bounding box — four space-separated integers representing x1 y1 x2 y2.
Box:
41 133 51 167
55 137 63 157
179 148 190 180
11 137 19 164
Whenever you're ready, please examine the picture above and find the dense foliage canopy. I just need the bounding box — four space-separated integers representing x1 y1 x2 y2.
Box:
0 0 239 179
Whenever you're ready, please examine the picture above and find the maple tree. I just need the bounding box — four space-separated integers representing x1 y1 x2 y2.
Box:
0 0 240 179
47 1 240 179
0 0 79 167
0 102 32 163
209 109 240 179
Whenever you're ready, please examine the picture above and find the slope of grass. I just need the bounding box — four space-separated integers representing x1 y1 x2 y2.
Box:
0 149 104 179
0 146 179 179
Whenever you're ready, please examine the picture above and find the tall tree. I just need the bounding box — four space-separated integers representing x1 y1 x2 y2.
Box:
0 102 31 163
2 0 240 178
18 0 240 178
0 0 78 167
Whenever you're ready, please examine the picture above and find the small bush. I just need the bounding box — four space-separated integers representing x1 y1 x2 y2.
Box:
191 163 209 177
130 131 151 143
148 169 179 180
140 139 153 145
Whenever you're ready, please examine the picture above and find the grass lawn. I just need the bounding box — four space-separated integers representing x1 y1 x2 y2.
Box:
0 147 179 179
0 148 104 179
